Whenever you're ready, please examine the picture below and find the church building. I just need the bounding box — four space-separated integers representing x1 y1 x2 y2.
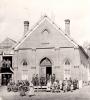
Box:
13 15 90 83
0 15 90 86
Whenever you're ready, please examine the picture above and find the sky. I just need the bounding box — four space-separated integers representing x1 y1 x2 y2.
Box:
0 0 90 46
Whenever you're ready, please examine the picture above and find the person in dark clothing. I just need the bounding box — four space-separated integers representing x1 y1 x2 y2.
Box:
35 74 39 86
2 59 7 68
32 74 36 86
73 79 78 90
46 74 50 83
40 77 46 86
51 74 56 84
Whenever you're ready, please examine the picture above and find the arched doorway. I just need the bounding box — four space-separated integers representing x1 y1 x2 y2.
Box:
40 57 52 78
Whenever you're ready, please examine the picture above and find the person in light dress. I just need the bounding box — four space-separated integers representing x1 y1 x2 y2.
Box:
27 81 35 97
46 80 52 92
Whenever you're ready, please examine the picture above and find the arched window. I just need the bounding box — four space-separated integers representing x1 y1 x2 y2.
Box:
64 59 71 80
22 59 28 66
65 59 70 65
41 29 49 44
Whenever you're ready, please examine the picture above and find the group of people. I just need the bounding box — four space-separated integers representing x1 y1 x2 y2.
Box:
32 74 56 86
46 78 79 92
31 74 79 92
7 79 35 97
1 59 11 68
7 74 79 97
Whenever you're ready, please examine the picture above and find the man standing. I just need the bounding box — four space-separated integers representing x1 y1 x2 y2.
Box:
51 74 56 84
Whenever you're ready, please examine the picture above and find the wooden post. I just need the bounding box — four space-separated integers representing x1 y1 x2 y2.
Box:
0 73 1 86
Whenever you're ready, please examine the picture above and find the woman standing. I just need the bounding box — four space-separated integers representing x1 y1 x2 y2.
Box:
27 81 35 97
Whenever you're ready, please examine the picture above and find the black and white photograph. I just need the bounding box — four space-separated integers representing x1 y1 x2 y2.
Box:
0 0 90 100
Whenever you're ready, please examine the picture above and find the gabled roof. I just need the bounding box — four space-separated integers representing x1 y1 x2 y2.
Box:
14 15 88 58
79 46 89 59
0 37 17 49
14 15 78 50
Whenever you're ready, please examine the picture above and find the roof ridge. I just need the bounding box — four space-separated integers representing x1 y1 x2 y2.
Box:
14 15 78 50
14 15 49 49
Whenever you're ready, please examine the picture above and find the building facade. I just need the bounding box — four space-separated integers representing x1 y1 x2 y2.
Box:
0 38 16 85
13 16 90 83
0 16 90 86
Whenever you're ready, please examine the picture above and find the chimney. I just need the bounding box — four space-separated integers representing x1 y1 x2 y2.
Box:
24 21 29 34
65 19 70 35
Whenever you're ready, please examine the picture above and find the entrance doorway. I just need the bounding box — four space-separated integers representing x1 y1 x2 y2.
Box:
46 67 52 76
40 57 52 78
